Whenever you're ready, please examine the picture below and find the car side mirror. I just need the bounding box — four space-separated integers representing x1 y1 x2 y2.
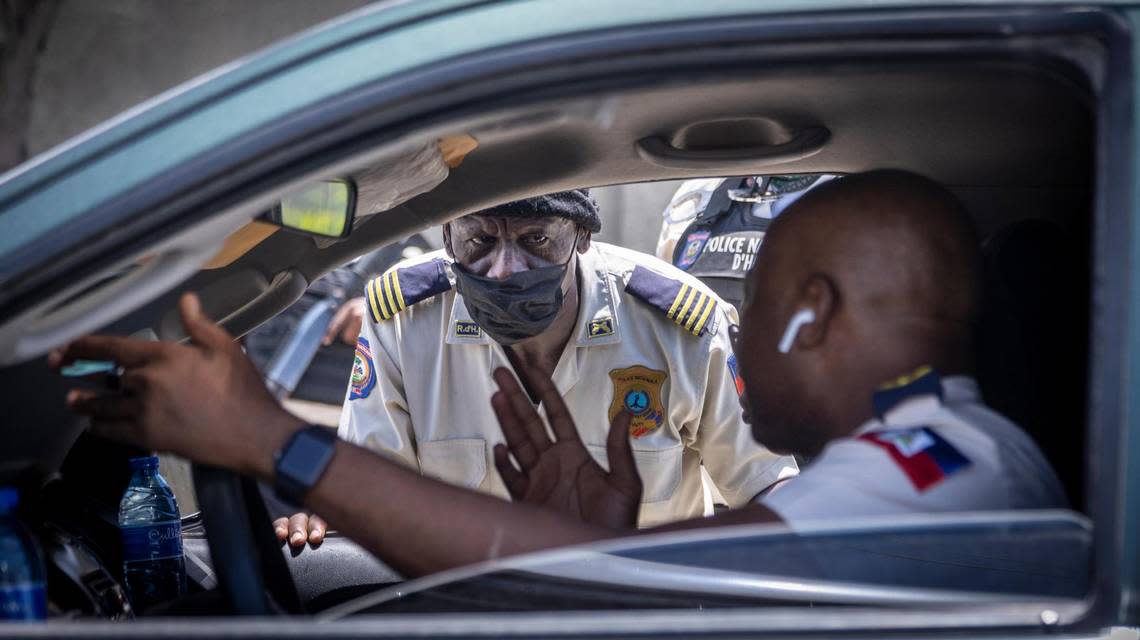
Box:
261 179 356 238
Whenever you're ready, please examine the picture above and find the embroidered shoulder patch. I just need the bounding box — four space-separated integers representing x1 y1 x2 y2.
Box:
858 426 971 492
366 258 452 323
349 337 377 400
625 266 717 337
675 230 710 270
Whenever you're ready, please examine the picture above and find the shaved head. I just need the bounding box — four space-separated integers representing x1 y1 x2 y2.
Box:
737 170 982 456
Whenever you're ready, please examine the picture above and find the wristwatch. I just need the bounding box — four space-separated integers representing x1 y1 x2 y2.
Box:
274 425 338 505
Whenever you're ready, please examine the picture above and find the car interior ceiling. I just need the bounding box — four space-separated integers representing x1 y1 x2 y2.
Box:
0 53 1095 614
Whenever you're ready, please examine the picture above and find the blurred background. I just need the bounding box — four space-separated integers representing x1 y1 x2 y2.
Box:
0 0 680 254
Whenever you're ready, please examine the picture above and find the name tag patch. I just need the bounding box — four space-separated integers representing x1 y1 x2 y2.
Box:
454 321 482 338
858 427 971 491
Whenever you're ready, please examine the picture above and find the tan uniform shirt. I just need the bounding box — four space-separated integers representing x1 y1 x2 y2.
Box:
339 242 797 527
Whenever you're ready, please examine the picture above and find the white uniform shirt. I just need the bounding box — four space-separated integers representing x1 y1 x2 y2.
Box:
339 242 797 527
762 375 1066 525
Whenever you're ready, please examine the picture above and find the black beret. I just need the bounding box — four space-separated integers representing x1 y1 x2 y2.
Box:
472 189 601 233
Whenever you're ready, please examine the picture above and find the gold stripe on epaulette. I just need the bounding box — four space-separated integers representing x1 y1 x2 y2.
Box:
390 269 406 311
879 365 934 390
381 271 398 318
673 286 698 326
366 278 383 323
667 284 689 320
692 297 716 336
684 294 709 332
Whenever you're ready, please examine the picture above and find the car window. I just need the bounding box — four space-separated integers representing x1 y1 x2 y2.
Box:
334 512 1090 615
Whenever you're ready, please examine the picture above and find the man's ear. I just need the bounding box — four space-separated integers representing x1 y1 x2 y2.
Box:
576 230 592 253
442 223 456 260
793 273 838 350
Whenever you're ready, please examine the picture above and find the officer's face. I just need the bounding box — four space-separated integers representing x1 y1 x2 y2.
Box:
447 215 582 279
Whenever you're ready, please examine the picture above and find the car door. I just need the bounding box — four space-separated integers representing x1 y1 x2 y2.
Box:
0 1 1135 637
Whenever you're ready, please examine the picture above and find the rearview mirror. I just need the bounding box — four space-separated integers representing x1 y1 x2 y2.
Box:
262 179 356 238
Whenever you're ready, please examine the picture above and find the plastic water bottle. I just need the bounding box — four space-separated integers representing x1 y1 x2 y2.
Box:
0 487 46 621
118 456 185 612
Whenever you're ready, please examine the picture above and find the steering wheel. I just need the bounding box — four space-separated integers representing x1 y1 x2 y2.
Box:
192 464 305 614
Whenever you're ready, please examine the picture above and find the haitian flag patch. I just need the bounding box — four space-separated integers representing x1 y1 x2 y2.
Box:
858 427 971 491
349 337 377 400
727 353 745 397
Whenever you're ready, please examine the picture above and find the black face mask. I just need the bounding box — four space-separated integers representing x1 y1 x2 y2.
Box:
451 249 575 346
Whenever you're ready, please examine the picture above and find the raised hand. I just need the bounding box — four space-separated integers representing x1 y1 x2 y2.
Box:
490 368 642 530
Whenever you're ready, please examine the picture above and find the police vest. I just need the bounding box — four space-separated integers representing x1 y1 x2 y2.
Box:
670 176 823 310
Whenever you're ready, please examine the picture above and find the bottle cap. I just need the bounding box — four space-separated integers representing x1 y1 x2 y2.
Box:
128 455 160 471
0 487 19 514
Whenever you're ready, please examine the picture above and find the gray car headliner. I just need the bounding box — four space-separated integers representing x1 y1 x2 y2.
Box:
139 57 1091 343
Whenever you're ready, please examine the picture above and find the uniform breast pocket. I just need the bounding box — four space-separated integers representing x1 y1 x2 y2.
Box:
586 442 683 504
417 438 487 489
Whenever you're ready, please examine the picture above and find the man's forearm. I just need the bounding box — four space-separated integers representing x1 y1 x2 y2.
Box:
242 416 615 577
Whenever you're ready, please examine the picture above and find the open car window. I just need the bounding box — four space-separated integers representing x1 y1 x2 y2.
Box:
0 1 1132 636
329 511 1090 616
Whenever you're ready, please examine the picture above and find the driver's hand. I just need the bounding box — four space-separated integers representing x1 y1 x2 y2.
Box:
322 297 366 346
51 293 305 474
273 513 327 548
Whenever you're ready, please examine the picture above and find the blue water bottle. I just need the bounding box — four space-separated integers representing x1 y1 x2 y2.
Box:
118 456 185 612
0 487 46 621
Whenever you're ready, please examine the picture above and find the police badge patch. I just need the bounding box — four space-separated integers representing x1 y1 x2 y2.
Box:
675 230 710 270
608 366 668 438
349 337 377 400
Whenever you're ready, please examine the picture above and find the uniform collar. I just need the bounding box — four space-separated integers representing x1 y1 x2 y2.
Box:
444 246 621 348
445 291 494 346
572 245 621 347
855 374 981 436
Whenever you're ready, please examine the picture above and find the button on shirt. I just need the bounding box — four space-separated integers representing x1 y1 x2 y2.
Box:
762 376 1066 525
339 242 798 527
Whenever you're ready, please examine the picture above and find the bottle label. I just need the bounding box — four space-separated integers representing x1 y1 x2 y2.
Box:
0 583 46 620
121 521 183 562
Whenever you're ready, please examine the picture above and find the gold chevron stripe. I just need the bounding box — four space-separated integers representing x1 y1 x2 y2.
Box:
366 279 382 323
376 275 393 320
685 294 709 332
692 297 716 335
390 269 406 311
667 284 689 319
674 286 698 326
381 271 399 317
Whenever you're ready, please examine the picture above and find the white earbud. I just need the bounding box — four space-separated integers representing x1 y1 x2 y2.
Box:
777 308 816 354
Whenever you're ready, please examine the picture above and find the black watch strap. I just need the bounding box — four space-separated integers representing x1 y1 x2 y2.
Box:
274 425 338 505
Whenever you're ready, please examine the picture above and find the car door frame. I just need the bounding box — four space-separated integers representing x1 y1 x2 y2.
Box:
0 2 1134 637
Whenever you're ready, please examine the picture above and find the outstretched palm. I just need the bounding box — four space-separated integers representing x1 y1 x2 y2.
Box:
490 368 642 530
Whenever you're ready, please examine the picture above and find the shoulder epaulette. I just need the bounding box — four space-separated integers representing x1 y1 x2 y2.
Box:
625 265 717 337
366 258 452 323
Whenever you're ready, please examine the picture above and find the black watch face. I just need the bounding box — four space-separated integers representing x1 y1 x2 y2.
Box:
279 428 337 490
